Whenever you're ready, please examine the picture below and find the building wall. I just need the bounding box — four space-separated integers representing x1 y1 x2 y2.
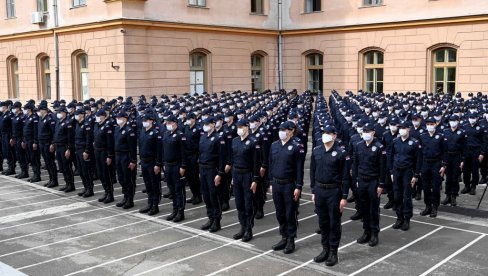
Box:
283 22 488 97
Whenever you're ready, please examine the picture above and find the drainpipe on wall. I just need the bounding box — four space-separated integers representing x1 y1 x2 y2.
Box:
277 0 283 90
53 0 60 100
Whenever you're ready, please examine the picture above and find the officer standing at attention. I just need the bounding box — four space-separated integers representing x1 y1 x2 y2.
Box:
74 109 95 198
388 122 421 231
94 109 115 204
230 119 261 242
0 101 15 176
418 117 447 218
37 102 58 188
353 123 386 247
310 125 349 266
199 116 228 233
157 114 187 222
183 113 202 205
269 121 305 255
461 112 486 195
139 112 162 216
114 111 138 209
441 115 466 206
12 102 29 179
52 106 75 193
23 102 42 182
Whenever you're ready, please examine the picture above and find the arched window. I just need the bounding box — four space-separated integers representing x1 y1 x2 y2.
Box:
190 51 207 95
306 53 323 93
72 51 89 100
363 50 384 93
6 56 19 98
37 54 51 99
432 48 456 94
251 54 264 92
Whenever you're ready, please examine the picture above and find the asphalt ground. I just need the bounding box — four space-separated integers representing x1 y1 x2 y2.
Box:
0 141 488 275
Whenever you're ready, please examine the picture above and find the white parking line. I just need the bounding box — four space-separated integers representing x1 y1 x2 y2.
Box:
348 226 444 276
0 202 90 225
63 208 316 276
276 224 394 276
418 234 486 276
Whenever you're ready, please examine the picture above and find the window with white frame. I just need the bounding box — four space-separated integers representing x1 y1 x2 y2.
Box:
363 0 382 6
432 48 457 95
190 52 207 95
7 56 19 98
72 0 86 7
6 0 15 18
363 51 384 93
305 0 321 13
37 0 48 12
251 0 263 14
306 53 323 93
188 0 206 7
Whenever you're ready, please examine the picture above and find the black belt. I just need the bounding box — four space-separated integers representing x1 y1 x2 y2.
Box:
359 175 377 181
424 158 440 163
164 161 179 166
394 165 412 170
200 163 216 169
273 178 294 184
141 157 156 163
316 182 340 189
95 147 106 151
233 167 251 173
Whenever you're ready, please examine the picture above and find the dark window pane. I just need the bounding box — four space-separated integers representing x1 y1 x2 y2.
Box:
448 49 457 62
376 68 383 82
377 82 383 93
435 68 444 81
447 67 456 81
366 69 374 82
365 52 374 64
447 82 455 94
376 52 384 64
435 50 445 63
435 82 444 94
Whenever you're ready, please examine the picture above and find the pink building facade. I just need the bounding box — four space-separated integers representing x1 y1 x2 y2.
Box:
1 0 488 101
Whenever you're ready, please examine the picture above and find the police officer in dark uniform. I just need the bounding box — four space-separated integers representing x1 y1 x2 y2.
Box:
37 102 58 188
158 114 187 222
12 102 29 179
74 109 95 197
382 117 400 210
230 119 261 242
0 101 15 176
418 117 447 218
183 113 202 205
52 106 75 192
139 113 162 216
310 125 349 266
94 109 115 204
199 116 228 233
353 123 386 247
441 115 466 206
23 102 41 182
461 112 486 195
389 122 421 231
114 111 137 209
269 121 305 255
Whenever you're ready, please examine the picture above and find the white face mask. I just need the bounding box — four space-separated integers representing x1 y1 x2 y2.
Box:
250 123 257 130
116 118 125 126
56 113 63 120
23 109 29 115
36 111 41 117
202 116 208 120
390 125 398 132
412 121 420 127
469 118 477 125
215 121 222 128
278 130 287 141
166 124 174 131
76 115 83 122
378 118 386 124
95 116 101 123
12 108 18 114
91 108 96 113
142 121 150 128
421 111 428 117
345 116 352 122
357 127 363 134
372 112 379 117
426 125 436 133
365 108 371 113
394 110 401 115
237 128 246 137
224 117 230 123
449 121 458 128
362 132 373 142
203 125 212 133
399 129 408 137
434 116 442 121
0 107 5 113
322 133 333 144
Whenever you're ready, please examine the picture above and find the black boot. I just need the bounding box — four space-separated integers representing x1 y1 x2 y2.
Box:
47 180 59 188
356 231 371 244
313 247 330 263
420 205 432 216
242 229 253 242
122 197 134 209
4 169 15 176
64 183 75 193
83 189 94 198
139 204 153 214
201 219 214 230
368 232 379 247
392 218 404 229
18 171 29 179
461 186 470 194
192 195 202 205
272 237 288 251
384 200 394 209
255 208 264 220
44 180 52 187
325 249 338 267
315 228 322 234
166 209 178 221
233 227 245 240
78 188 87 197
103 193 114 204
283 237 295 254
29 174 41 183
401 218 410 231
173 209 184 222
469 187 477 195
479 177 487 184
430 205 438 218
209 219 221 233
116 196 128 207
221 201 230 211
98 193 108 202
148 204 159 215
441 195 451 205
451 196 457 206
59 184 67 192
350 211 362 221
